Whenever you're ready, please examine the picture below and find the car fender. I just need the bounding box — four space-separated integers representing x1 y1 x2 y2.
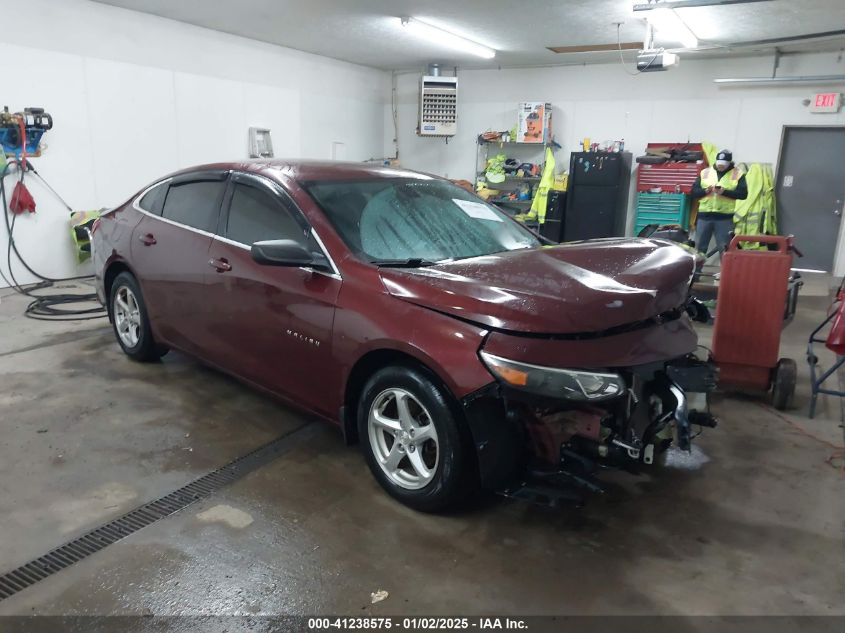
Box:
335 285 492 395
100 255 134 303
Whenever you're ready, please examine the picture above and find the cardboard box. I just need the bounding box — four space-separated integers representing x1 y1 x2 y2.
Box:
517 102 552 144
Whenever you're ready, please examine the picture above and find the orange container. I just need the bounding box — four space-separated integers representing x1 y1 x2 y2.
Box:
711 235 794 391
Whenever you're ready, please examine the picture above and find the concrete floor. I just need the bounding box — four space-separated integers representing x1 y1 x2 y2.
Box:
0 279 842 616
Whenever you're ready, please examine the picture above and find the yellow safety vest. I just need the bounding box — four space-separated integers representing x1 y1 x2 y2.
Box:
524 147 556 223
699 167 741 215
734 163 778 249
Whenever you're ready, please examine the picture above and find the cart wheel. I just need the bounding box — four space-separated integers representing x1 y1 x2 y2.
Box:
772 358 797 411
807 353 819 366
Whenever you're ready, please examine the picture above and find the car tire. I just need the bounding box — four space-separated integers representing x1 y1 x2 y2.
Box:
109 272 168 362
357 365 475 512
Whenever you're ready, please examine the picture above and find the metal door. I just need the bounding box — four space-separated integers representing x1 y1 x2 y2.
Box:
776 126 845 272
130 214 213 354
203 173 342 418
129 171 227 354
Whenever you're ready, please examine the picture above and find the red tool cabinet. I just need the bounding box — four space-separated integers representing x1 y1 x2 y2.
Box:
635 142 707 194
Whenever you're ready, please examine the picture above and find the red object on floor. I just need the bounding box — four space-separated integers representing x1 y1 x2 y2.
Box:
10 181 36 214
824 300 845 356
711 235 794 390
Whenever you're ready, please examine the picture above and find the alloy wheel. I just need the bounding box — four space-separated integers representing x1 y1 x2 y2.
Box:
367 388 439 490
113 286 141 348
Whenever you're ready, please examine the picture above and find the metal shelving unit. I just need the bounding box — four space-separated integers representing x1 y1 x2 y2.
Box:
481 141 551 146
475 140 553 177
475 137 554 214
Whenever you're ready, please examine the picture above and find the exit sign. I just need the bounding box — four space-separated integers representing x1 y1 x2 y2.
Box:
810 92 842 113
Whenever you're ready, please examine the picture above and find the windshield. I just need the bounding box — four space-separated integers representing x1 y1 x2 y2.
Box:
304 178 539 264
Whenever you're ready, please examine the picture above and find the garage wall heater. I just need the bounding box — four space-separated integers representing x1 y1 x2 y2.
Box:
418 73 458 137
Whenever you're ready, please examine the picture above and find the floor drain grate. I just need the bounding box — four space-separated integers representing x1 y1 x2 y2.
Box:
0 422 315 602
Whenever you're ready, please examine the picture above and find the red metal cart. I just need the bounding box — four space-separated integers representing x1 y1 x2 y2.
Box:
807 280 845 418
711 235 802 410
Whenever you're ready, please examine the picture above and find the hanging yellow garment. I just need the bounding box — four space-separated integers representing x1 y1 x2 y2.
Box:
762 165 777 234
70 209 102 263
734 162 777 247
524 147 555 223
701 142 719 166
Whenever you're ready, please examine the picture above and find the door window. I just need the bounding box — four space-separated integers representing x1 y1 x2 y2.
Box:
138 182 168 215
226 183 308 246
161 180 225 233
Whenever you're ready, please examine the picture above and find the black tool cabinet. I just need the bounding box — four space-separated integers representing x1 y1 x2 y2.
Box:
563 152 632 241
539 190 566 243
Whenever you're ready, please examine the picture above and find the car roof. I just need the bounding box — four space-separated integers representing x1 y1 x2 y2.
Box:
162 159 437 185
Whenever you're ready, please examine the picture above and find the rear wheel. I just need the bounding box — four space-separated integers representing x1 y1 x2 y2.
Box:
110 272 168 362
772 358 797 411
358 366 474 512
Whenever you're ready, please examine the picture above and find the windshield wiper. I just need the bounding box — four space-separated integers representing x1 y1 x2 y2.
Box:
372 258 440 268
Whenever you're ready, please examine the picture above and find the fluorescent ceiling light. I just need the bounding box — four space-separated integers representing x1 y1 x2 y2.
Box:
714 75 845 85
400 17 495 59
634 0 773 10
646 8 698 48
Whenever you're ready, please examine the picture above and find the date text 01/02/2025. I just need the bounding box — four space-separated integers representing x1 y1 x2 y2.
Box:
307 617 529 630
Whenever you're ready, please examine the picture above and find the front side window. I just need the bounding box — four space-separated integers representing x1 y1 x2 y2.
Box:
305 178 538 264
161 180 225 233
225 183 307 246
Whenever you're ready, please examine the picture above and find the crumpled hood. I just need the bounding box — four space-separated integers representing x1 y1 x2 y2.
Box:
378 238 696 334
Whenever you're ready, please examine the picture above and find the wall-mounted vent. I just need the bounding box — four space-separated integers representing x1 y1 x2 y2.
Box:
418 75 457 137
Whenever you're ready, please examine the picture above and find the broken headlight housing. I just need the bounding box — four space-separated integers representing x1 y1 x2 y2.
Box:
480 352 625 401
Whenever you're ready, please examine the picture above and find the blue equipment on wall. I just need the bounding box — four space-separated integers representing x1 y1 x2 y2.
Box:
0 107 53 159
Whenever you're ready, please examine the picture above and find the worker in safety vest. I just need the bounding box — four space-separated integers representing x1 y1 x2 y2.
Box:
690 149 748 255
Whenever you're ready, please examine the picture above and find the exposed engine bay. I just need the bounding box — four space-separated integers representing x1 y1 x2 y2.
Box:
463 352 718 506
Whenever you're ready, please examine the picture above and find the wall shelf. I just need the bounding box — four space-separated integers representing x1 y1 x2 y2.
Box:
479 140 553 147
476 135 553 189
475 173 541 182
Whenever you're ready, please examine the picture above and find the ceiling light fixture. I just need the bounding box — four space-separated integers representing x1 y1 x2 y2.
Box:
646 8 698 48
714 75 845 85
633 0 773 10
400 17 496 59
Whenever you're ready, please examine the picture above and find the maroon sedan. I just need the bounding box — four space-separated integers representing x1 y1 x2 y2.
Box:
92 160 715 511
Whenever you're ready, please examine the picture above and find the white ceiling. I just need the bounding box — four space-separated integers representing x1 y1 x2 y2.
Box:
93 0 845 70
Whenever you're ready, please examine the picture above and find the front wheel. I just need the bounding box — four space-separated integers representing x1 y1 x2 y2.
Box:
109 272 168 362
357 366 475 512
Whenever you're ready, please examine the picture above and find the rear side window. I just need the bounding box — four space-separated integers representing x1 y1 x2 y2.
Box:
161 181 225 233
226 183 307 246
138 182 167 215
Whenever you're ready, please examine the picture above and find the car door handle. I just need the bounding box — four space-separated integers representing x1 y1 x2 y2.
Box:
138 233 156 246
208 257 232 273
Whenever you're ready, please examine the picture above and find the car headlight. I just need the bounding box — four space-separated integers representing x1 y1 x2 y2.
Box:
479 351 625 401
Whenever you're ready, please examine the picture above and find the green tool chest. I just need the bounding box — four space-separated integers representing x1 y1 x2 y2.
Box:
633 192 690 235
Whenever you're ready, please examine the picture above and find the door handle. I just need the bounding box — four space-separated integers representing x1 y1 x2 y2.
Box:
208 257 232 273
138 233 156 246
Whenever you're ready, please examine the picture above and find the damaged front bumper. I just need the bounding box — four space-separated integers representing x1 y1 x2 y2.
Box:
461 351 718 506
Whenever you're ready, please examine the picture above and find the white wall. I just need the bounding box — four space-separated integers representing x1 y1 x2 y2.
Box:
0 0 389 287
392 51 845 272
5 1 845 287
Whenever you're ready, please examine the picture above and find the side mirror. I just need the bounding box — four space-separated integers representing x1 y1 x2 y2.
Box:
250 239 331 271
